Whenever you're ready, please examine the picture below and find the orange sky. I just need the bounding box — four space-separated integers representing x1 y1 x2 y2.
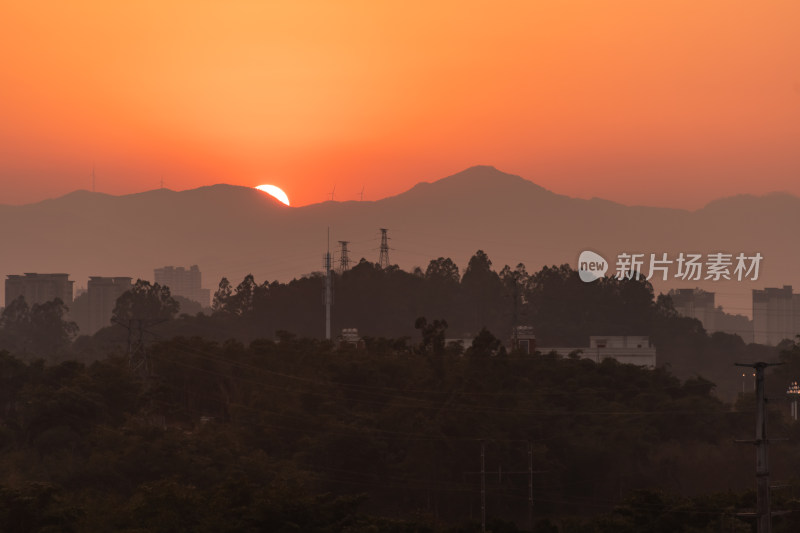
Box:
1 1 798 208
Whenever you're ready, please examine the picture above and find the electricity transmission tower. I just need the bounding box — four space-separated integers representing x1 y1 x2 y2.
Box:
338 241 350 273
112 318 166 378
125 319 149 375
378 228 390 268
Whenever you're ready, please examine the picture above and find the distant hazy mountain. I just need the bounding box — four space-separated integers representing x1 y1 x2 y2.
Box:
1 165 797 317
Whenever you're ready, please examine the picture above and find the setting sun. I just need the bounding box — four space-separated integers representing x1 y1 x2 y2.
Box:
255 184 290 206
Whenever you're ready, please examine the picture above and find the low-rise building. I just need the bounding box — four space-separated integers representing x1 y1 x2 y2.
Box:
337 328 365 350
511 325 536 354
538 335 656 368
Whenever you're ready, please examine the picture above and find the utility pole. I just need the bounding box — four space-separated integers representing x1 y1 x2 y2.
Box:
735 361 783 533
528 441 533 532
338 241 350 273
788 382 800 421
510 271 520 347
463 442 546 532
481 440 486 533
378 228 390 268
323 228 332 340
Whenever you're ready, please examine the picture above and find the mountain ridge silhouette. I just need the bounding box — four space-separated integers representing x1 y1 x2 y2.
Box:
1 165 795 317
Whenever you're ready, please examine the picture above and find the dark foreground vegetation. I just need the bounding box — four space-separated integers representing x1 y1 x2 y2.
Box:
1 253 800 531
2 339 800 532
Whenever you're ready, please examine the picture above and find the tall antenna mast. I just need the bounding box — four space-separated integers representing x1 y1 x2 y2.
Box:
324 228 332 340
338 241 350 273
378 228 390 269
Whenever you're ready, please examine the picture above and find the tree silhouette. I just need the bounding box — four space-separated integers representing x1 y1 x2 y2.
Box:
425 257 460 285
229 274 257 317
0 296 30 353
113 280 179 323
461 250 503 333
0 296 77 357
414 316 448 355
467 327 502 358
28 298 78 356
211 277 233 315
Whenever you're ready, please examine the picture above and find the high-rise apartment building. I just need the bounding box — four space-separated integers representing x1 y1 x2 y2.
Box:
753 286 800 346
5 273 74 307
154 265 210 307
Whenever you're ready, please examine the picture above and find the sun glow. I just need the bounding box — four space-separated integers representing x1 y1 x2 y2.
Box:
255 184 290 206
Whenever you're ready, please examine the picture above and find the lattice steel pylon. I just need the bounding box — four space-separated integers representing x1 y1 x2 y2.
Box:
338 241 350 273
113 318 162 378
127 320 149 375
378 228 390 268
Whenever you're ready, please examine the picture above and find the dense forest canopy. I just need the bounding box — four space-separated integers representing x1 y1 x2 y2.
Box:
0 251 797 531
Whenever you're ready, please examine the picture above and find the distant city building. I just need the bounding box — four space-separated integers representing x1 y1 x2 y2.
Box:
87 277 133 334
753 286 800 346
669 288 754 343
670 288 717 331
538 335 656 368
5 273 74 307
154 265 211 307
